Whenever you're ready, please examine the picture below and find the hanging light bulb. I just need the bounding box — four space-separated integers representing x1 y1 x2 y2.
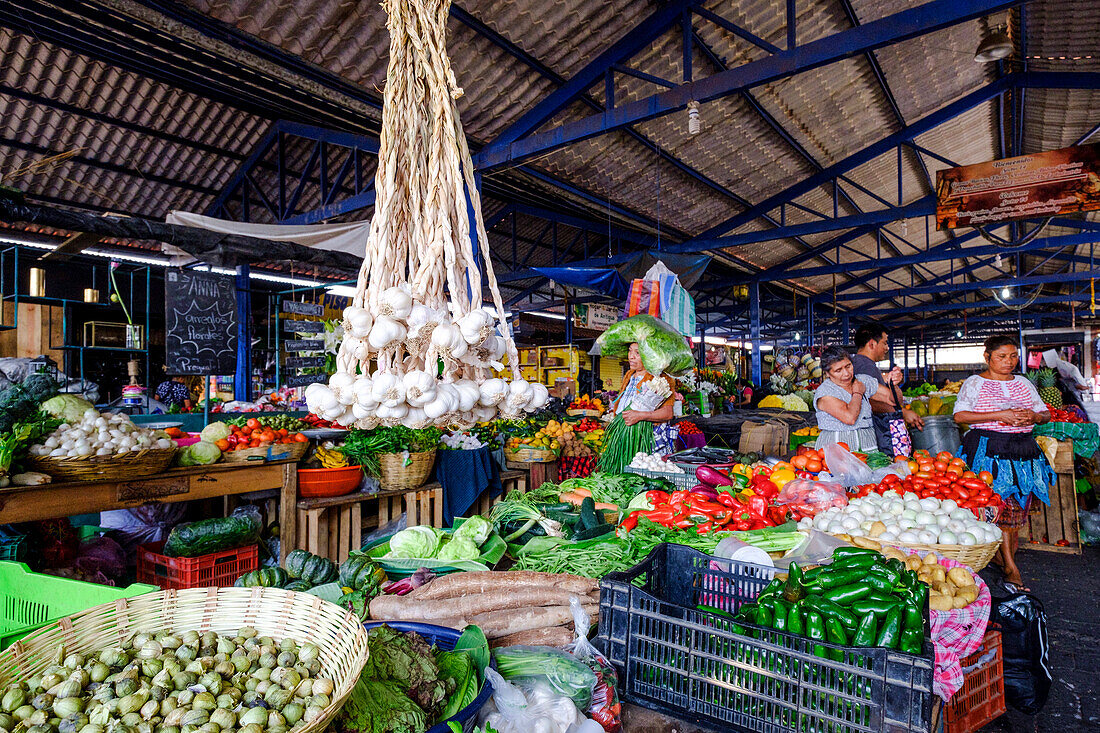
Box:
687 101 701 135
794 332 801 341
994 254 1003 269
956 330 963 338
1001 287 1013 299
974 27 1013 63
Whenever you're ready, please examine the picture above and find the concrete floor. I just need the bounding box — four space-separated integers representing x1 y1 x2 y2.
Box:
977 545 1100 732
617 545 1100 732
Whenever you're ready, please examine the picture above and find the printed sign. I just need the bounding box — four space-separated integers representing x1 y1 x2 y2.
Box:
936 143 1100 229
165 270 237 375
574 303 620 330
286 374 328 387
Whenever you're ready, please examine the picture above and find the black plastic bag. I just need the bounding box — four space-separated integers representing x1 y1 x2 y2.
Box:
988 582 1052 715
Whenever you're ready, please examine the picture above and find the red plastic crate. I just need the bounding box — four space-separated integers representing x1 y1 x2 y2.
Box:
944 630 1006 733
136 542 258 589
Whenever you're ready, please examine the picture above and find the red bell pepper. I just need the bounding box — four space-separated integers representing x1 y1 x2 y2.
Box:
646 490 670 505
669 490 689 505
672 514 695 529
766 506 787 526
619 514 639 532
746 494 770 520
716 493 740 508
643 507 676 524
696 522 714 534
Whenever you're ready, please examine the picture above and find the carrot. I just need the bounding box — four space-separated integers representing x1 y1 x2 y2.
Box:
405 570 596 601
571 487 593 498
559 492 585 506
594 502 618 512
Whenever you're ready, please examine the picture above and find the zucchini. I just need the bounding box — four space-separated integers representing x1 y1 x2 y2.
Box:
579 497 599 531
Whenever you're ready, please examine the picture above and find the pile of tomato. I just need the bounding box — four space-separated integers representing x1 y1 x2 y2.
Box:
851 449 999 510
214 418 309 451
677 421 702 436
789 445 829 474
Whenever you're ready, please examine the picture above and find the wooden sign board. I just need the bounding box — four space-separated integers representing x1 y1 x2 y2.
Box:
282 300 324 316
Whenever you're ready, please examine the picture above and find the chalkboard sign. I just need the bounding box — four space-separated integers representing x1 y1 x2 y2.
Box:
285 356 326 369
165 270 238 375
287 374 328 387
282 300 324 316
283 320 325 333
285 339 324 352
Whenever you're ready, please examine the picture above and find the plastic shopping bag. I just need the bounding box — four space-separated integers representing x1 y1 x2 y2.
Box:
567 598 622 732
822 443 910 488
774 478 848 519
478 668 586 733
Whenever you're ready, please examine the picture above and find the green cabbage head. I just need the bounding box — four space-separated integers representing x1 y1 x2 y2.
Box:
386 526 442 559
436 537 480 561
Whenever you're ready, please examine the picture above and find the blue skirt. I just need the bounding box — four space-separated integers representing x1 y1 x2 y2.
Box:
958 429 1052 506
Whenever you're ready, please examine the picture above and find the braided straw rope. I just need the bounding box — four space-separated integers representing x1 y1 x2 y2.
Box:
0 587 369 733
339 0 520 384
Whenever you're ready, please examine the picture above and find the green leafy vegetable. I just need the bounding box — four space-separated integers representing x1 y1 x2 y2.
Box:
199 421 231 443
597 412 654 474
342 426 443 478
334 677 428 733
363 626 449 717
176 440 221 466
435 651 477 721
161 506 262 557
436 536 480 562
387 526 442 559
452 625 490 679
595 314 695 374
451 515 491 546
40 394 94 422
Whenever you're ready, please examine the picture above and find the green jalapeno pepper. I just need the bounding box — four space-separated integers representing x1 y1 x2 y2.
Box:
852 612 878 647
875 606 901 650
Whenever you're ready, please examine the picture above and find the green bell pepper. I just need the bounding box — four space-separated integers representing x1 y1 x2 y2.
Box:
875 606 901 650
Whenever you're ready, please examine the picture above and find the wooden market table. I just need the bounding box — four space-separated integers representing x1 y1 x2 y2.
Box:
0 459 299 562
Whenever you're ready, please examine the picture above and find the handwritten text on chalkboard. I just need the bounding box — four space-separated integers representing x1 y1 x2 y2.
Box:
165 270 238 375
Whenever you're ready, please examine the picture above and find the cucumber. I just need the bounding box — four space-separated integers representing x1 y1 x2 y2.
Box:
579 497 599 531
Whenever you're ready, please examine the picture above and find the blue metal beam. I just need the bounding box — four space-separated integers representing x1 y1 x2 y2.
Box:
691 6 781 55
485 0 694 148
828 266 1100 303
474 0 1025 171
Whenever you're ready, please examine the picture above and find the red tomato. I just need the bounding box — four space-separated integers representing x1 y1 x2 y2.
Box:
246 418 261 430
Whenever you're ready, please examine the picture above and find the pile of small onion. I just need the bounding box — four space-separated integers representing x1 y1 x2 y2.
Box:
0 627 335 733
29 410 175 459
305 285 548 429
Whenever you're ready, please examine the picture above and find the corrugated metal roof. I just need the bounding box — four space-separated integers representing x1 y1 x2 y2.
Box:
0 0 1089 325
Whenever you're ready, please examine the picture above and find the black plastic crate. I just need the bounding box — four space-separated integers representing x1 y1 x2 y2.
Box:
596 543 933 733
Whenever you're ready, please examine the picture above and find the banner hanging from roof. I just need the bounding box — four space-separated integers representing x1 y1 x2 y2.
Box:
935 143 1100 230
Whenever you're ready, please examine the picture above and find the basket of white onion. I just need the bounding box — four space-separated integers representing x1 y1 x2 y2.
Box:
26 408 177 482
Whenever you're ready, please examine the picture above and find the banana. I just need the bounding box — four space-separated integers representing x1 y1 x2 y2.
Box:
314 446 349 468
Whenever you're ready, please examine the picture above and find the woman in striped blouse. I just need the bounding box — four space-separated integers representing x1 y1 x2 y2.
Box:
953 335 1051 588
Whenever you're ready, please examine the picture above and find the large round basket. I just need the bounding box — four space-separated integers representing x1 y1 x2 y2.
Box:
566 408 602 418
877 537 1001 571
28 447 177 482
379 449 436 490
222 442 309 463
506 446 557 464
0 587 369 733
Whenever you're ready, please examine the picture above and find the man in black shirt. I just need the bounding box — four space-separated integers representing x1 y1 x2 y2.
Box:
850 324 923 455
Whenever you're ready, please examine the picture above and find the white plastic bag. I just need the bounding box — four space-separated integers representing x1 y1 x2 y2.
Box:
478 668 585 733
773 529 849 569
567 598 622 732
821 444 909 488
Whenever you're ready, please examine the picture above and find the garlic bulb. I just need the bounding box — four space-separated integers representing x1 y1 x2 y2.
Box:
478 378 508 407
458 309 495 345
333 407 356 427
368 315 407 351
379 285 414 320
345 336 371 362
431 323 468 359
505 379 533 410
453 380 480 412
342 306 373 338
352 377 377 408
400 406 429 429
526 382 550 410
371 372 406 407
402 370 438 408
472 406 496 423
328 372 356 405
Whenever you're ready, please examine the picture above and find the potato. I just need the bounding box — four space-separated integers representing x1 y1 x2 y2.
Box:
922 552 940 565
932 581 954 596
916 568 932 583
882 547 907 562
868 521 887 538
954 586 978 605
929 566 947 584
947 567 975 588
836 533 853 542
930 595 954 611
952 595 970 609
906 556 924 571
852 536 882 551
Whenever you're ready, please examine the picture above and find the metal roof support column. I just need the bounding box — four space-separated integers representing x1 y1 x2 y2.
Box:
807 300 815 348
841 314 850 347
234 264 252 402
750 281 762 387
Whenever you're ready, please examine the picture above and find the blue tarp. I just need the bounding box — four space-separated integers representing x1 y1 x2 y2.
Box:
532 266 629 299
533 251 710 298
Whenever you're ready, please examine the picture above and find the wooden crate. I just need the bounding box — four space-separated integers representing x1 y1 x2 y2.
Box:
473 470 527 516
1022 439 1081 554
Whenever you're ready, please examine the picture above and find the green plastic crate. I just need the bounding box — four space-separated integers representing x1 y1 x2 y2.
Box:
0 562 157 649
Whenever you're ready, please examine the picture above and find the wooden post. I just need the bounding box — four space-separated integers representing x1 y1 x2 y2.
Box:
279 461 298 563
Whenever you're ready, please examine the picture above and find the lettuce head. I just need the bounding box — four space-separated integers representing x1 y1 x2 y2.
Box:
596 314 695 375
386 526 441 559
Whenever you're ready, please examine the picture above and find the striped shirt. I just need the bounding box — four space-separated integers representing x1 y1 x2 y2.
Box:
952 375 1046 433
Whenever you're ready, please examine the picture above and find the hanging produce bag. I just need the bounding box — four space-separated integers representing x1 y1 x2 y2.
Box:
662 278 696 337
623 279 661 318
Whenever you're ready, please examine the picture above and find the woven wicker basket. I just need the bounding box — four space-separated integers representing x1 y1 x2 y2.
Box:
878 537 1001 571
379 449 436 490
0 587 369 733
507 447 558 463
28 447 177 482
222 442 309 464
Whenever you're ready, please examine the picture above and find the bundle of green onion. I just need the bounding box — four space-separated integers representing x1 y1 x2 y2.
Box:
597 413 654 475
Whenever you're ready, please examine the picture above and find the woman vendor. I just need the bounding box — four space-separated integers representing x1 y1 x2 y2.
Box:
954 334 1051 589
813 345 879 452
611 342 678 454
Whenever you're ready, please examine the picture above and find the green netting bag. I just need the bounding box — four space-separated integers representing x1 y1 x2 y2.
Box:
595 314 695 375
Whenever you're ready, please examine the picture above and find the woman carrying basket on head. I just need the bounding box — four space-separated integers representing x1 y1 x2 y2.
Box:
953 334 1052 589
